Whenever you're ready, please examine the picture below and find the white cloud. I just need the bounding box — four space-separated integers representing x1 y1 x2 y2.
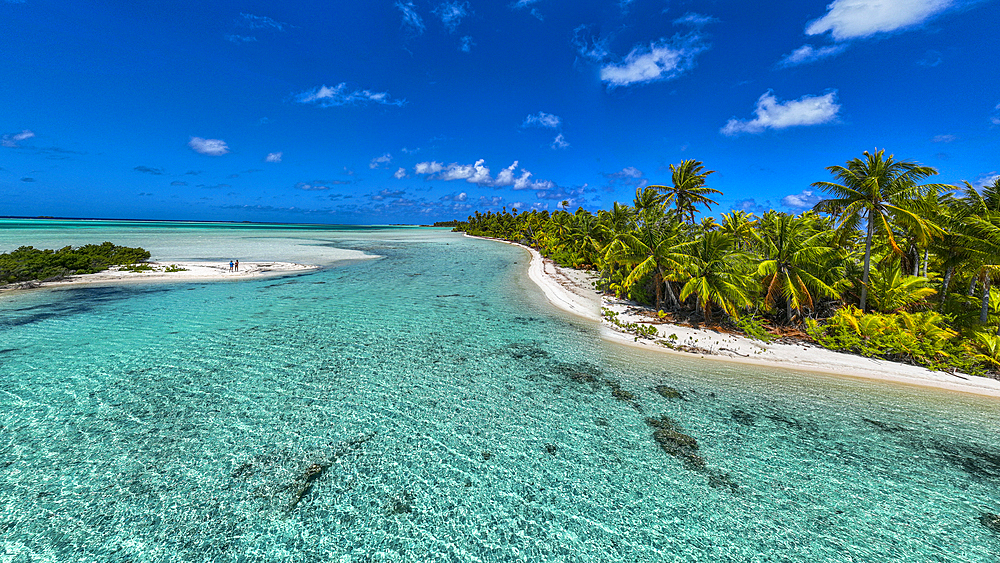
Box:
522 111 561 129
991 102 1000 126
414 158 555 190
295 83 405 107
435 2 469 33
238 13 292 31
973 171 1000 188
396 1 426 34
189 137 230 156
394 167 408 179
494 161 519 186
460 36 474 52
571 25 611 62
805 0 953 41
415 161 444 175
551 134 569 149
369 153 392 169
673 13 718 27
721 91 840 136
781 190 823 209
599 36 707 88
778 44 848 67
265 152 282 163
932 134 956 143
1 129 35 148
513 170 554 191
226 35 258 43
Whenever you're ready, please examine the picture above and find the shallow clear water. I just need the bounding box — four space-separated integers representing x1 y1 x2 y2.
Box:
1 221 999 562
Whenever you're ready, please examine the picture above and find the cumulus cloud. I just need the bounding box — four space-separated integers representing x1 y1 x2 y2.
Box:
781 190 823 209
513 170 554 191
295 83 405 107
188 137 230 156
599 35 707 88
396 1 426 34
522 111 561 129
778 44 848 67
414 158 555 190
721 91 840 136
806 0 953 41
415 161 444 175
134 166 165 175
435 1 469 32
1 129 35 148
369 153 392 169
551 134 569 149
394 167 408 179
265 152 282 163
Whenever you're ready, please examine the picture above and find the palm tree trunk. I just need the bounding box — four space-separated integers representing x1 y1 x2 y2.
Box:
860 216 874 312
911 245 919 277
660 268 679 310
981 275 992 324
653 272 663 311
921 249 928 277
786 297 793 324
940 264 954 307
969 275 978 296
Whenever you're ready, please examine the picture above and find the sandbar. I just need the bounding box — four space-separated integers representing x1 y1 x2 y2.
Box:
0 261 319 293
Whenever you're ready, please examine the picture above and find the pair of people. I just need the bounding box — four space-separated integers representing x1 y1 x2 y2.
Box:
229 259 239 272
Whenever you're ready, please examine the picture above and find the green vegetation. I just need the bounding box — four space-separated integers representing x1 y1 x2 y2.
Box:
0 242 151 284
454 152 1000 377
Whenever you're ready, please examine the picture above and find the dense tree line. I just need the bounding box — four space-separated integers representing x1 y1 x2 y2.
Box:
0 242 151 284
453 151 1000 376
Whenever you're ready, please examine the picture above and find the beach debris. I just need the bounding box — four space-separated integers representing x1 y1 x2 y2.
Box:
386 491 415 515
544 443 558 456
981 512 1000 534
653 385 683 400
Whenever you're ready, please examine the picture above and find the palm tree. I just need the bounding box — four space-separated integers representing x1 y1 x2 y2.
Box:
755 212 842 323
812 149 948 312
678 231 753 322
649 160 720 224
605 204 686 310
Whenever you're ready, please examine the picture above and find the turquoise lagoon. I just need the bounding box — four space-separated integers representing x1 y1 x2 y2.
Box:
1 219 999 562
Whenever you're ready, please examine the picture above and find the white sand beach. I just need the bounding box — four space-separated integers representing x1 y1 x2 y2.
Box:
0 261 319 292
491 236 1000 399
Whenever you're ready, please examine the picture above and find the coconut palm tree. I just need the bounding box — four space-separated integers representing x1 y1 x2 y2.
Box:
755 212 842 323
812 149 948 312
649 160 720 224
678 231 753 322
605 205 686 310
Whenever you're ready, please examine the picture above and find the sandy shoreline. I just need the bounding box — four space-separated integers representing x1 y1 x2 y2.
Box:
0 261 319 293
470 235 1000 399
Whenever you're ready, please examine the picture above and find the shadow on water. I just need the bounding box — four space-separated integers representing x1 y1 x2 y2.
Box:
0 285 174 331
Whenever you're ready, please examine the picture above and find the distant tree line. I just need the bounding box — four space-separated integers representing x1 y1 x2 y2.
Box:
0 242 151 284
453 151 1000 376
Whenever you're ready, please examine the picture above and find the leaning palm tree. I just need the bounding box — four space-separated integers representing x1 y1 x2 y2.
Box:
650 160 720 224
811 149 949 312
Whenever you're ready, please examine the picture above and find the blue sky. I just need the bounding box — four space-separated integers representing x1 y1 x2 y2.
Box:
2 0 998 224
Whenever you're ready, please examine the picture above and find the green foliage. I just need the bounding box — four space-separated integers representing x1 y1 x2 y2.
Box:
0 242 151 284
735 314 775 343
120 263 155 272
164 264 188 272
805 306 977 372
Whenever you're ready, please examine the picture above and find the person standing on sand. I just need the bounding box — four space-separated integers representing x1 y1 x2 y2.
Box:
235 259 239 272
229 260 234 272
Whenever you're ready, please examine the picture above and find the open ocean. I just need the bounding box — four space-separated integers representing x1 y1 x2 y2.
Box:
1 219 999 562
